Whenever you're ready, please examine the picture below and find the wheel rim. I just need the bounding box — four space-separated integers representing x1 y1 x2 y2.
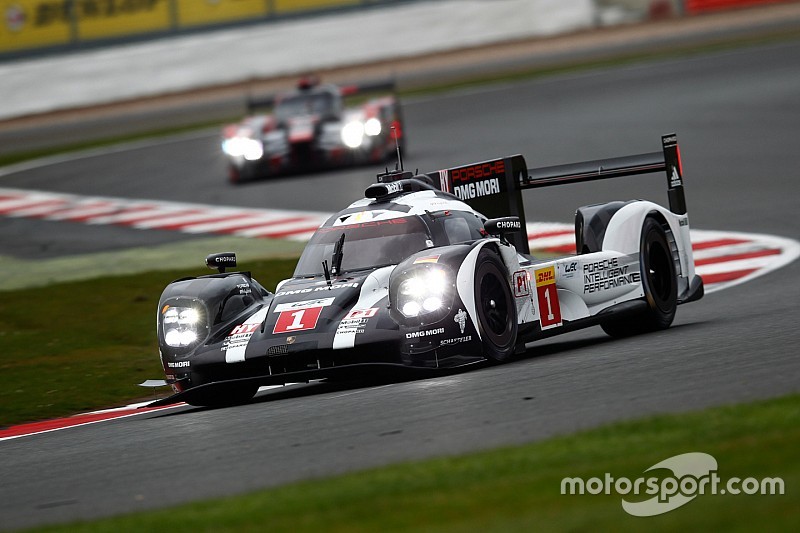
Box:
480 273 509 336
646 234 673 311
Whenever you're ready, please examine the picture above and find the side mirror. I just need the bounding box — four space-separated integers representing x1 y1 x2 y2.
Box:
484 217 521 246
206 252 237 274
484 217 521 241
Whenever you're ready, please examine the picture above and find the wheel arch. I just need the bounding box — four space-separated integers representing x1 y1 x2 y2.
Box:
601 201 682 257
454 239 511 342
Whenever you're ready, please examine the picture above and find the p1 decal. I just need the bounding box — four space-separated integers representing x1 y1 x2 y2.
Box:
344 308 378 319
534 266 562 329
273 306 323 334
513 270 530 298
225 307 269 363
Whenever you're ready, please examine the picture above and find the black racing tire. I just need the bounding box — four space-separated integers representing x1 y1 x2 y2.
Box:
228 164 243 185
602 217 678 338
473 248 518 362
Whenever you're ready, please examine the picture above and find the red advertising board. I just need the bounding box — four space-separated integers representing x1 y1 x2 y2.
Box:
685 0 788 14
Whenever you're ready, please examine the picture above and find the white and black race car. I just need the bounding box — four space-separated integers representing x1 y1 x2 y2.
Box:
152 134 703 407
221 77 404 183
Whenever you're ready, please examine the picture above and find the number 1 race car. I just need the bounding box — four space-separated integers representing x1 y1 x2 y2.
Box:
152 134 703 407
221 77 404 183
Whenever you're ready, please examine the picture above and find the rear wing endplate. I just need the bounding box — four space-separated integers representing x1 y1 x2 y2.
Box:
427 134 686 255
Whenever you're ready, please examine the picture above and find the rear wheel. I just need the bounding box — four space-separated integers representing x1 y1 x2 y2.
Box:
474 249 517 362
602 217 677 337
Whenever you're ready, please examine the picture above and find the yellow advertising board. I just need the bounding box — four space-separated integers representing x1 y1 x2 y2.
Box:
0 0 72 53
75 0 171 40
273 0 360 15
176 0 267 28
1 0 370 56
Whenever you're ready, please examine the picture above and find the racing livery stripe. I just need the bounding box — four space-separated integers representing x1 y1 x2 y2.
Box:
225 307 270 363
332 266 393 350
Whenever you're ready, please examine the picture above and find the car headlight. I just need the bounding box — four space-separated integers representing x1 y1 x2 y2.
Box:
396 265 454 319
341 121 365 148
364 117 382 137
222 137 264 161
161 303 208 348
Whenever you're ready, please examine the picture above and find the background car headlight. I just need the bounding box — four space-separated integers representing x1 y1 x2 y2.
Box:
397 266 452 318
364 117 382 137
162 304 207 348
222 137 264 160
341 121 365 148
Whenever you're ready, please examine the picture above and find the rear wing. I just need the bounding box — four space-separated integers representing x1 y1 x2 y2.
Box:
247 78 397 111
426 134 686 255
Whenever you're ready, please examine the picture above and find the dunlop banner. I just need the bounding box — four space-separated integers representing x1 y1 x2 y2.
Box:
0 0 72 52
76 0 171 40
175 0 267 29
1 0 384 56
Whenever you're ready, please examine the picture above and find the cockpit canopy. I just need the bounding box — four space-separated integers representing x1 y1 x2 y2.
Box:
293 209 487 278
275 87 342 121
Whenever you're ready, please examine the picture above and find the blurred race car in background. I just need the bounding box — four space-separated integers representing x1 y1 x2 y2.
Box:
221 77 404 183
152 134 704 408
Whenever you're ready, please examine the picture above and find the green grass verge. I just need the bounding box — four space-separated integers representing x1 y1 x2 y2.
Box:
0 236 305 292
30 393 799 532
0 256 298 427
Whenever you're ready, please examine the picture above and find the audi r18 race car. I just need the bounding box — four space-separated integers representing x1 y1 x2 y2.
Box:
152 134 703 407
221 77 404 183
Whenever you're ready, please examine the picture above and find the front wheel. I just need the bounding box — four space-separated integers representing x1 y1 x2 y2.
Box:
474 248 517 362
602 217 677 337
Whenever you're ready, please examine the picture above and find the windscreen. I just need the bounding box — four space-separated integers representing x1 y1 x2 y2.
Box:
276 92 337 120
293 216 431 277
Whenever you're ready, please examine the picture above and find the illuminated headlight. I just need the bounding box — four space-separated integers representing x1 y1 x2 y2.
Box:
341 121 365 148
364 117 382 137
222 137 264 161
397 266 452 318
162 305 206 348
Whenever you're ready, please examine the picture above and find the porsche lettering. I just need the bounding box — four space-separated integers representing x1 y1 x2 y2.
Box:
450 160 505 183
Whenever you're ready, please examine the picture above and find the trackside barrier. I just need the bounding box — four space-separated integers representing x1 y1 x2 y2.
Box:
0 0 392 57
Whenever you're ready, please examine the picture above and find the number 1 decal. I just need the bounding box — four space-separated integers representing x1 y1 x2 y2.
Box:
534 266 562 329
273 306 323 334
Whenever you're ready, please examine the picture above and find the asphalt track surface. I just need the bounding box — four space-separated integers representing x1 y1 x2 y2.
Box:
1 41 800 529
